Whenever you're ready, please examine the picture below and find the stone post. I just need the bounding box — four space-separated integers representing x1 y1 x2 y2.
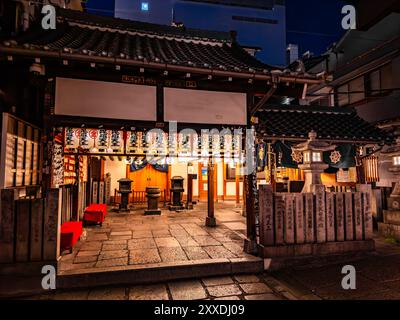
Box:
244 171 258 254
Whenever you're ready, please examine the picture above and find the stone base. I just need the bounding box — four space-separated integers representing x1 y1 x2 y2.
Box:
378 222 400 240
258 240 375 258
144 209 161 215
56 257 264 293
186 202 194 210
205 216 216 227
0 261 58 298
383 210 400 225
244 238 258 255
169 205 185 211
388 197 400 211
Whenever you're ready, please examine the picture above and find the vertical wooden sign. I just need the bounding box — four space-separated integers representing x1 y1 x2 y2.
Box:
99 181 105 204
362 192 373 240
43 189 60 261
326 192 335 242
92 181 98 204
284 194 295 244
315 185 326 243
305 193 314 243
0 189 17 263
354 192 363 240
335 193 345 241
30 198 44 261
258 185 274 246
345 192 354 241
15 199 30 262
295 194 305 244
274 194 285 245
105 174 111 205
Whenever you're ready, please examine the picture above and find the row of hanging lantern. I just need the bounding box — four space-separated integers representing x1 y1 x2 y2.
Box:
64 127 245 160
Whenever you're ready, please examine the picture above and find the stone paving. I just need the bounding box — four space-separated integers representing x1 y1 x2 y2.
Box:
59 202 250 274
27 273 292 300
271 236 400 300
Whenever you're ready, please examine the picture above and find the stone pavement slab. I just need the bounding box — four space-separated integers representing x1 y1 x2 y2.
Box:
244 293 282 300
159 247 188 262
202 276 234 286
207 284 242 298
239 283 273 294
129 248 162 265
88 287 126 300
129 284 169 300
168 280 207 300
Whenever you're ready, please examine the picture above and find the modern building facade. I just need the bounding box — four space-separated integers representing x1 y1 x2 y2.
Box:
303 2 400 226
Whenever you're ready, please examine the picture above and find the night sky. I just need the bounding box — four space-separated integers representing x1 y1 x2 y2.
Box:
84 0 347 63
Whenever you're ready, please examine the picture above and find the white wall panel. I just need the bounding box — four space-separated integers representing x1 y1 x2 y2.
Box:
55 78 156 121
164 88 246 125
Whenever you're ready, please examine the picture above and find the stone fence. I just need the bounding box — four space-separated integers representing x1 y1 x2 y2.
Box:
258 185 375 258
0 188 60 264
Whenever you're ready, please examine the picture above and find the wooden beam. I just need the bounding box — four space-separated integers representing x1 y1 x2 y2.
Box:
250 85 277 116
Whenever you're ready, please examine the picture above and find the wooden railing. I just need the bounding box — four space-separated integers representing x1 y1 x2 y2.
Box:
113 189 168 205
257 184 374 258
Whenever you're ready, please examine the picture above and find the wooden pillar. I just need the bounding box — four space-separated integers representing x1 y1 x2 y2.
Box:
206 160 216 227
244 91 257 253
244 171 257 253
187 173 194 209
235 164 240 206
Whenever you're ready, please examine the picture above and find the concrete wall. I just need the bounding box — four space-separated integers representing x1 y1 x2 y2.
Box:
104 159 126 193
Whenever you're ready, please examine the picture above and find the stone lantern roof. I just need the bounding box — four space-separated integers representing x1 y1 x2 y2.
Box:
291 131 336 153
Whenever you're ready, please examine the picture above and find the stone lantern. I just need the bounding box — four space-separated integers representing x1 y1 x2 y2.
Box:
117 178 132 212
382 138 400 210
292 131 336 193
378 138 400 240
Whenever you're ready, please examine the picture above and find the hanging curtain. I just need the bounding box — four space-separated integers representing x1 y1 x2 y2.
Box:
323 144 356 169
153 163 169 173
130 158 148 172
256 143 268 171
273 141 298 169
130 158 169 173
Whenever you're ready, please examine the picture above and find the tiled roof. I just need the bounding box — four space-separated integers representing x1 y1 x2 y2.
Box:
57 8 232 41
255 105 392 143
2 8 274 74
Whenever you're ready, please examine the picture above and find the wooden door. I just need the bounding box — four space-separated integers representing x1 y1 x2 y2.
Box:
128 164 167 192
198 163 217 202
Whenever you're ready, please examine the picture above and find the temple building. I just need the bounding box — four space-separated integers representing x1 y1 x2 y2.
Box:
0 3 394 296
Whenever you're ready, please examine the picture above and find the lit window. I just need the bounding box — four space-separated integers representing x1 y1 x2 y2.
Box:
141 2 149 11
312 152 322 162
394 156 400 166
303 151 310 163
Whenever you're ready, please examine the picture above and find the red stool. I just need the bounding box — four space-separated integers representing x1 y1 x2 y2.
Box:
83 204 107 226
61 221 83 253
